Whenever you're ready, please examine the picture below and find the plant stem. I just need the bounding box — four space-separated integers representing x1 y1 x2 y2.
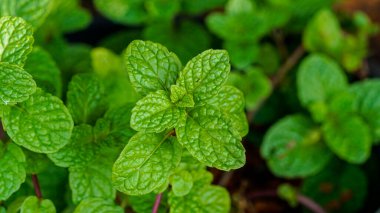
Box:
0 122 5 141
31 174 42 200
152 193 162 213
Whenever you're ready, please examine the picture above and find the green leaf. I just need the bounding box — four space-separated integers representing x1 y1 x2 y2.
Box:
131 90 181 132
182 0 226 15
170 85 194 108
0 63 36 105
69 161 115 204
2 89 74 153
24 47 62 97
176 105 245 171
261 115 332 177
48 125 97 167
146 0 181 21
322 115 371 164
23 149 50 174
349 80 380 143
169 171 230 213
297 54 348 120
277 184 298 207
0 143 26 200
129 193 168 213
0 0 51 28
302 163 367 213
113 131 182 195
226 0 255 14
20 196 55 213
0 16 34 66
74 198 123 213
303 9 344 57
124 40 182 95
94 0 146 25
177 49 230 103
170 170 193 197
67 73 107 125
223 40 259 69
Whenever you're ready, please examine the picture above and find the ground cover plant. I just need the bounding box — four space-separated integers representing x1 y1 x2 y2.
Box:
0 0 380 212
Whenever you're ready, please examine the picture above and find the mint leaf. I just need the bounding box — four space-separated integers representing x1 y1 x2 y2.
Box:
24 47 62 97
131 90 181 132
0 62 36 105
124 40 182 95
223 40 259 69
297 54 348 120
69 161 114 204
23 149 50 174
0 0 51 28
67 73 106 124
170 85 194 108
129 193 168 213
177 49 229 103
73 198 123 213
322 115 371 164
94 0 146 25
0 143 26 200
170 170 193 197
261 115 332 177
168 171 230 213
48 125 97 167
0 16 34 66
349 80 380 143
20 196 55 213
176 105 245 171
2 89 74 153
112 132 182 195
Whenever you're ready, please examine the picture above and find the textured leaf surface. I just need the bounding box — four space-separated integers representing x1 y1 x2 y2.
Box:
0 0 51 28
0 143 26 200
0 62 36 105
67 73 106 124
131 90 180 132
302 164 367 213
297 54 347 113
24 47 62 97
169 171 230 213
74 198 123 213
322 115 371 164
20 196 56 213
113 132 182 195
48 125 97 167
2 89 74 153
124 40 182 95
261 115 332 177
176 106 245 171
177 49 229 103
170 85 194 108
69 161 114 204
0 16 34 66
349 80 380 143
170 170 193 196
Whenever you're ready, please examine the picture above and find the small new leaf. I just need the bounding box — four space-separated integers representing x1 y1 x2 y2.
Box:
170 170 193 197
20 196 56 213
0 62 36 105
131 90 181 132
124 40 182 95
0 16 34 66
2 89 74 153
112 132 182 195
74 198 123 213
170 85 195 108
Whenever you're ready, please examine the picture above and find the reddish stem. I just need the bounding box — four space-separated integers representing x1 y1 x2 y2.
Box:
0 122 5 141
31 174 42 199
152 193 162 213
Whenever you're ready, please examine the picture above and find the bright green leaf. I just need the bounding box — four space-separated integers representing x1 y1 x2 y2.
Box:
94 0 146 25
112 132 182 195
0 0 51 28
322 115 371 164
177 49 230 103
124 40 182 95
20 196 56 213
67 73 107 125
131 90 181 132
48 125 97 167
261 115 332 177
0 16 34 66
176 105 245 171
0 62 36 105
2 89 74 153
73 198 123 213
69 161 115 204
0 143 26 200
170 170 193 197
170 85 194 108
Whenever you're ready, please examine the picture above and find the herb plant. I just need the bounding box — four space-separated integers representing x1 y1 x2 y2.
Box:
1 0 380 212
